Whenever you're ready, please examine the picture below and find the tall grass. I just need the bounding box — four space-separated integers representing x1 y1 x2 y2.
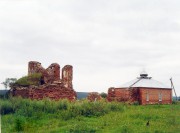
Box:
1 98 179 133
0 97 125 119
0 97 126 132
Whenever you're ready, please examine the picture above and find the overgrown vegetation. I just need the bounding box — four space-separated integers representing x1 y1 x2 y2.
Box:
1 97 180 133
100 92 107 98
14 73 42 86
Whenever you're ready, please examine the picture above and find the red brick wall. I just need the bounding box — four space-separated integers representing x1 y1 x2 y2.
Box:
107 87 172 105
107 88 129 102
11 87 76 101
139 88 172 105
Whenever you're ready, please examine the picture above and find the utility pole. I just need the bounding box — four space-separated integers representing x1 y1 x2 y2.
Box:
170 78 178 101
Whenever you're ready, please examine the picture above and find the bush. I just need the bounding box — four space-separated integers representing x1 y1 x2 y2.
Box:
15 76 30 86
100 92 107 98
15 73 42 86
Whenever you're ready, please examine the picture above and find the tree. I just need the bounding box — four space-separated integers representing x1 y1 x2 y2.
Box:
100 92 107 98
1 78 17 89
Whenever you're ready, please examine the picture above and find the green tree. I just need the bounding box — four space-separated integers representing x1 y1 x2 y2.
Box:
1 78 17 98
1 78 17 89
100 92 107 98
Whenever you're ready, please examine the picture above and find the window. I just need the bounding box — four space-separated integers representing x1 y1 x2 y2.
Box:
159 92 162 101
146 91 149 101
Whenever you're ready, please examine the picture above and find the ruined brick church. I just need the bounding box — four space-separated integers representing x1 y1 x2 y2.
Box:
10 61 173 105
10 61 77 101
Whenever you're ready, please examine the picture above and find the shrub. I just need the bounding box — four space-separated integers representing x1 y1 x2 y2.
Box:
100 92 107 98
15 73 42 86
15 76 30 86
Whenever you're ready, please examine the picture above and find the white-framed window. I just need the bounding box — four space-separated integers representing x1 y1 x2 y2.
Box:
159 92 162 101
146 91 149 101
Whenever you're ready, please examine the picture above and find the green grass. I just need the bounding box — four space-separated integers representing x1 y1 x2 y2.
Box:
1 97 180 133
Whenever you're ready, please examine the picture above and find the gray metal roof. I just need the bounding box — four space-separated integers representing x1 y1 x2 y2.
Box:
118 73 171 89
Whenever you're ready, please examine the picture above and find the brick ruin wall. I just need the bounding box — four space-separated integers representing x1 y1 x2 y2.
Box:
28 61 61 84
62 65 73 89
12 86 76 101
11 61 76 101
107 87 130 102
107 87 172 105
87 92 102 102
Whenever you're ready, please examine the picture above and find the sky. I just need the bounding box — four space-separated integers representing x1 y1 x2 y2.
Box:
0 0 180 96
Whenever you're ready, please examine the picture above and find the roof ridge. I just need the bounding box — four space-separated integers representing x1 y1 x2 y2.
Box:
117 77 171 89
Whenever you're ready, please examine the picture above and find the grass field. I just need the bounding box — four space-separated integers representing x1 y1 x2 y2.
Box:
1 97 180 133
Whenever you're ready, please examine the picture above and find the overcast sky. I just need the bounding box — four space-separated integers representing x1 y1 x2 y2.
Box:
0 0 180 96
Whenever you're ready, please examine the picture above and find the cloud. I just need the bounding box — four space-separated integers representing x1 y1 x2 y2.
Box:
0 0 180 95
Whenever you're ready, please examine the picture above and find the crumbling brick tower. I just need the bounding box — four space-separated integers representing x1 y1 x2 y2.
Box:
46 63 60 83
62 65 73 89
12 61 76 101
28 61 45 75
28 61 60 84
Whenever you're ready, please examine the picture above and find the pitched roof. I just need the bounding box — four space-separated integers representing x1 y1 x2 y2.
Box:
118 72 171 89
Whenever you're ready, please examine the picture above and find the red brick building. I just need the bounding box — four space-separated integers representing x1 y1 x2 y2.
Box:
107 72 172 105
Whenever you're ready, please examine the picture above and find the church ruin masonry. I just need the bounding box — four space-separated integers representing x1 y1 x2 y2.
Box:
11 61 76 101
